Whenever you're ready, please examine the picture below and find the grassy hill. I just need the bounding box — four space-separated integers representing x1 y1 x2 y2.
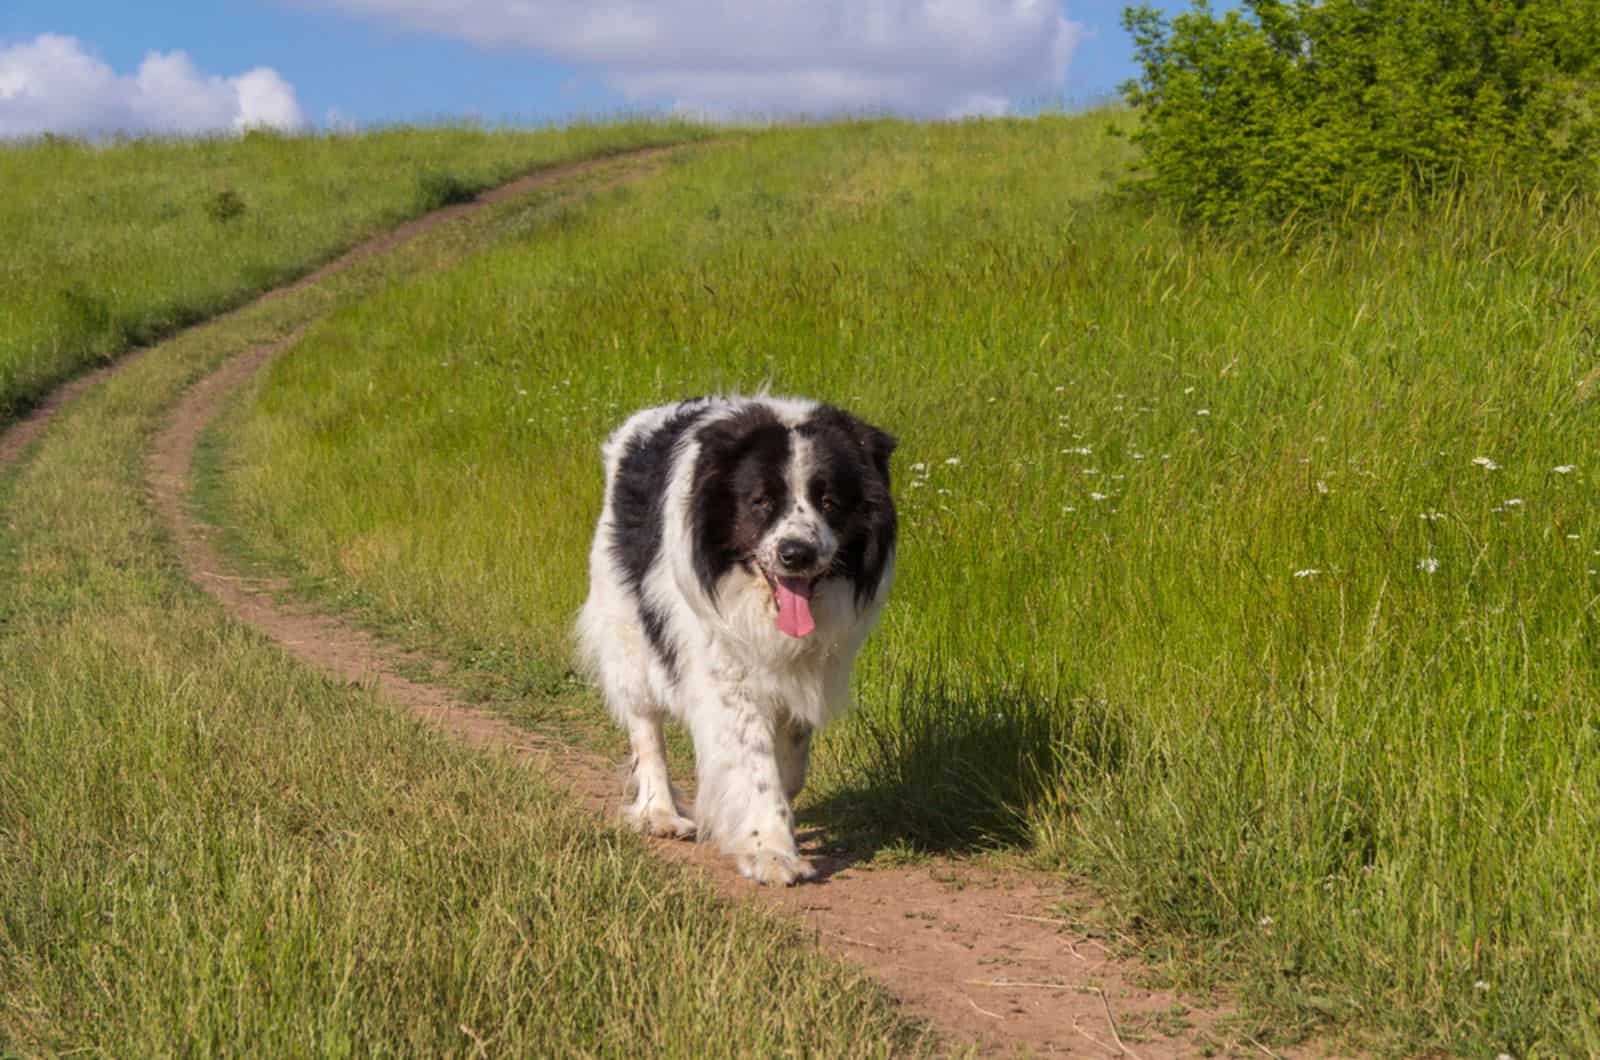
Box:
0 121 705 423
212 111 1600 1056
0 130 927 1057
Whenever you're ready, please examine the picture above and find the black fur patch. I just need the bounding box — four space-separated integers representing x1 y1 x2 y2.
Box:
608 399 711 677
690 405 791 602
795 404 897 607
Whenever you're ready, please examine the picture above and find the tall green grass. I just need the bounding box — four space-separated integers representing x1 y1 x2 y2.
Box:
0 158 926 1056
0 121 706 423
221 111 1600 1054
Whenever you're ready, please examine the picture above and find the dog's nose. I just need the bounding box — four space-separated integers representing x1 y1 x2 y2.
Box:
777 539 817 571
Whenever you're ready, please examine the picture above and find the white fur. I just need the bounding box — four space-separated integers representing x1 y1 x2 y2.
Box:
576 396 893 885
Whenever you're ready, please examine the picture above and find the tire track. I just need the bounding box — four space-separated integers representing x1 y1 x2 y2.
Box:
0 148 670 474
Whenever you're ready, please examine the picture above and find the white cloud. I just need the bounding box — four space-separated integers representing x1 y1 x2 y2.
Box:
0 34 304 138
295 1 1084 117
233 68 305 131
948 93 1013 119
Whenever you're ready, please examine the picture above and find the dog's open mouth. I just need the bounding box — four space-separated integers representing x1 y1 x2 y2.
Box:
765 572 818 638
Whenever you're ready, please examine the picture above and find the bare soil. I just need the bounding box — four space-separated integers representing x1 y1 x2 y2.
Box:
0 356 145 467
10 153 1299 1057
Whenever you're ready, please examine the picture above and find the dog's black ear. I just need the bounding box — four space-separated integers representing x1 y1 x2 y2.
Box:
689 405 788 602
858 424 896 483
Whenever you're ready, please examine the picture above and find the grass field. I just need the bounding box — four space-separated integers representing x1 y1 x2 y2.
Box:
0 120 705 424
215 110 1600 1055
0 145 929 1056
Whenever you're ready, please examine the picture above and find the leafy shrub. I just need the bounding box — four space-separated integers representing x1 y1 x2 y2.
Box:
414 170 478 211
204 188 247 223
54 284 120 356
1121 0 1600 225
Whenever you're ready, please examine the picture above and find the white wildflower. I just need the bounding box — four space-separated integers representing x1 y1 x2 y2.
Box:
1420 511 1444 521
1062 446 1093 456
944 457 961 466
1293 568 1321 579
1316 480 1330 495
1196 408 1211 416
1474 980 1491 993
1418 557 1440 574
1184 386 1196 395
1504 498 1524 507
1472 456 1500 470
1259 915 1274 928
910 462 927 473
1554 465 1577 474
1567 533 1580 540
1089 492 1108 502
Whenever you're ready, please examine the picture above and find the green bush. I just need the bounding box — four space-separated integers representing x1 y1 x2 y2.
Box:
1121 0 1600 225
415 169 478 211
204 188 247 223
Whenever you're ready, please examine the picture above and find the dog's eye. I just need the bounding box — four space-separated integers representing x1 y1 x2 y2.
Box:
820 495 838 512
751 494 772 510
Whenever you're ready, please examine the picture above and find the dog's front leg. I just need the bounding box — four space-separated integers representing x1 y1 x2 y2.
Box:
775 715 813 803
689 689 816 885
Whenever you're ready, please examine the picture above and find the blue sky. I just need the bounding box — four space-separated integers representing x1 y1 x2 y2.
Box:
1 2 1208 136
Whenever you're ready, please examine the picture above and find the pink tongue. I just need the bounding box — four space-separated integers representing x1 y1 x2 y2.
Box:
774 577 815 638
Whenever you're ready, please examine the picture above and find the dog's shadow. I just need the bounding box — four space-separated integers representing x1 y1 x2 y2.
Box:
792 679 1123 880
790 826 865 883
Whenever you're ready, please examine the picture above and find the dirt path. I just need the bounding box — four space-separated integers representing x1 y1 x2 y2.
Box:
0 356 147 468
0 149 668 475
9 155 1283 1057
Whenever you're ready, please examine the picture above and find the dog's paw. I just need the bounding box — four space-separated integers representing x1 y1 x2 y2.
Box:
738 848 817 886
623 805 697 840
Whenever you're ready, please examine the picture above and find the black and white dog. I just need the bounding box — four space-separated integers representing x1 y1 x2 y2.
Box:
577 395 896 884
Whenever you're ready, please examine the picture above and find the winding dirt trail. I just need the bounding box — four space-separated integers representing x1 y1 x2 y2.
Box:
10 154 1287 1057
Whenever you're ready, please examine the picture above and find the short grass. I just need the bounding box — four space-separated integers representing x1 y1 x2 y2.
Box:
0 119 707 424
0 156 928 1057
218 109 1600 1056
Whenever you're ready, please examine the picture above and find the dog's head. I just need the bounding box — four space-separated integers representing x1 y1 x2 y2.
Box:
691 402 896 637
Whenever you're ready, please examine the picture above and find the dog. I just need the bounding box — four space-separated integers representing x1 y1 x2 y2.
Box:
576 395 897 884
